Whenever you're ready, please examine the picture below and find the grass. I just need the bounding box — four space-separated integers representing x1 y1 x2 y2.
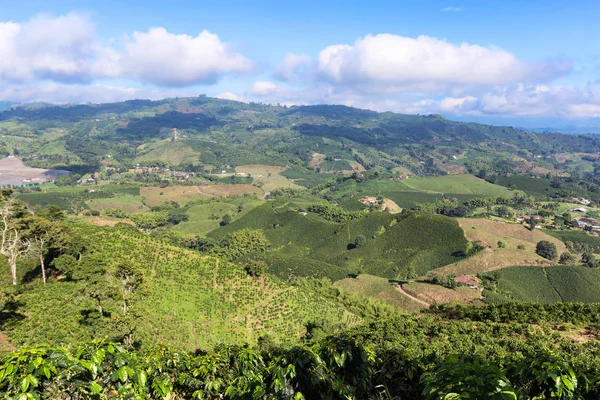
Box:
402 282 482 306
234 165 304 192
135 139 200 166
334 274 424 313
490 266 600 303
17 184 141 210
429 218 567 278
87 195 148 213
280 167 338 188
38 140 70 155
402 174 519 197
140 185 262 207
173 197 263 236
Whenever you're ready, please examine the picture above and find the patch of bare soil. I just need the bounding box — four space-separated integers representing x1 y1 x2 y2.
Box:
0 157 69 186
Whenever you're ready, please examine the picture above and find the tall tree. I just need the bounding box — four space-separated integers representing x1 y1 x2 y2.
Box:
29 217 60 285
0 189 32 285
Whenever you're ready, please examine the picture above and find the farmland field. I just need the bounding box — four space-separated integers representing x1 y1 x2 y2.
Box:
87 195 147 213
234 165 304 192
545 229 600 253
334 274 424 313
135 140 200 166
490 266 600 303
402 174 518 197
173 197 263 236
429 218 567 277
140 184 262 206
402 281 482 306
210 202 468 280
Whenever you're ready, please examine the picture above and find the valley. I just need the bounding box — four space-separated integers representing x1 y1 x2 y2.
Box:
1 97 600 398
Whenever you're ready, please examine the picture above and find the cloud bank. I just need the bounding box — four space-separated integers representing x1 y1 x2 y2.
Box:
0 13 253 88
1 13 600 121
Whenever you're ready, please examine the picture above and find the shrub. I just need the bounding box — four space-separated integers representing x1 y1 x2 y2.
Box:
354 234 367 248
497 240 506 248
221 214 232 226
536 241 557 260
559 252 577 266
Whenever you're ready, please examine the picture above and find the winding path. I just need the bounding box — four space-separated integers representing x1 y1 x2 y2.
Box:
395 284 431 308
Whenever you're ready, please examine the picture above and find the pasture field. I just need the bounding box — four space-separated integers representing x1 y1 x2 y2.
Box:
140 184 262 207
402 282 482 306
428 218 567 277
490 266 600 303
17 184 140 210
37 140 70 155
135 140 200 166
334 275 424 313
87 194 147 213
402 174 518 197
280 167 338 188
235 164 304 192
331 175 517 210
210 203 468 280
173 197 263 236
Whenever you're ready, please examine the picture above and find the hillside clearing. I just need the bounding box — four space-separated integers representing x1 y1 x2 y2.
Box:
334 275 424 313
428 218 567 277
140 185 262 206
402 282 482 306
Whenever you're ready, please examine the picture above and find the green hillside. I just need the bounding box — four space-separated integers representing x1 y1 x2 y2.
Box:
484 266 600 303
1 222 366 350
208 200 468 280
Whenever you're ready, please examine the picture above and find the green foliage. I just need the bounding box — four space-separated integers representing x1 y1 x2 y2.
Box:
354 234 367 248
307 203 367 222
536 240 557 260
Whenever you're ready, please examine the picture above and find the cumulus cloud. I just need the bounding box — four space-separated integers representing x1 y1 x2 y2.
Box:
317 34 571 92
403 83 600 118
0 13 116 83
250 81 280 96
274 53 312 81
0 13 253 87
215 91 244 101
120 28 253 86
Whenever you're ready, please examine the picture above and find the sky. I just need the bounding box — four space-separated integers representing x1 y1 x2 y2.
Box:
1 0 600 129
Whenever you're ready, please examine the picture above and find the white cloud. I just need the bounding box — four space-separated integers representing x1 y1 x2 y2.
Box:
274 53 312 81
250 81 280 96
120 28 254 86
442 7 462 12
403 83 600 118
0 13 114 83
215 91 244 101
317 34 571 92
0 13 253 87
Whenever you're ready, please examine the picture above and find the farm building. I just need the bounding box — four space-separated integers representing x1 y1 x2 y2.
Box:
456 274 480 289
359 197 378 205
568 207 587 213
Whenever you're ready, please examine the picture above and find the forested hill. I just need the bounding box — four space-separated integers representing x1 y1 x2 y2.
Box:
1 97 599 178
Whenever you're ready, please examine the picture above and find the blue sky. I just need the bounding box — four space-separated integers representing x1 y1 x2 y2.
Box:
1 0 600 128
